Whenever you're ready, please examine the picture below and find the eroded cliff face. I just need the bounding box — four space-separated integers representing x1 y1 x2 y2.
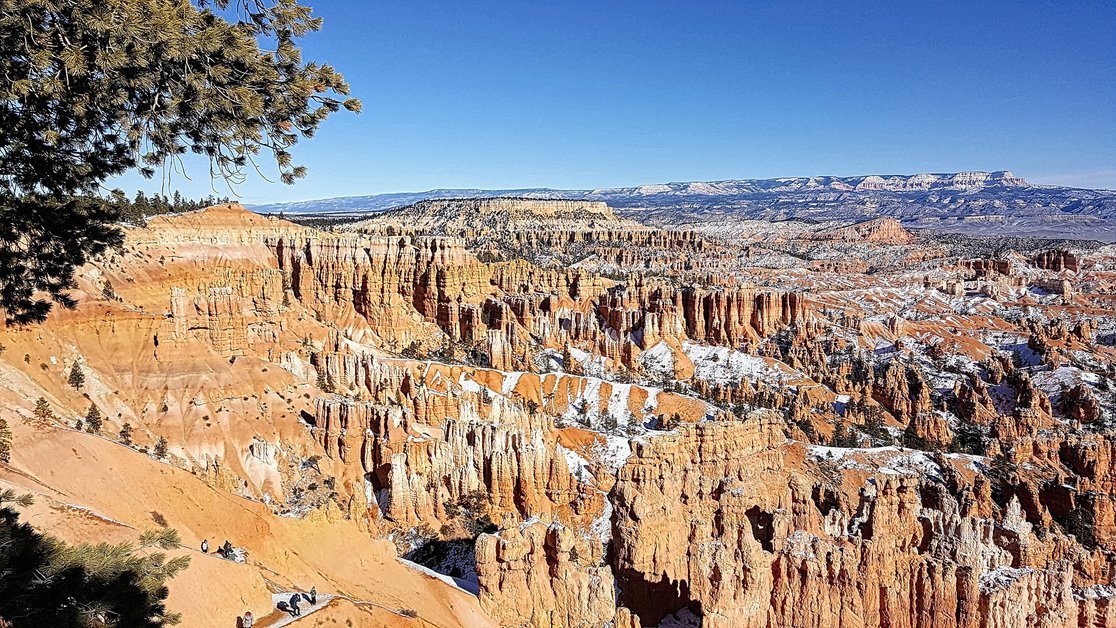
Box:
611 421 1114 628
475 520 617 628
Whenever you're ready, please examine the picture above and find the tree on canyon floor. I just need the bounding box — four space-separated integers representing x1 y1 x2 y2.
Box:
0 0 360 324
315 369 336 394
0 489 189 626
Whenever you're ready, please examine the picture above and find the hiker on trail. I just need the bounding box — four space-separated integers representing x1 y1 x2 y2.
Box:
309 586 317 605
201 539 209 554
241 611 253 627
289 593 302 617
221 540 233 559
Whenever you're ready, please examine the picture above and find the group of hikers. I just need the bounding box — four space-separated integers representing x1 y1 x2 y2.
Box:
232 587 318 625
276 587 317 617
202 537 319 624
201 538 238 560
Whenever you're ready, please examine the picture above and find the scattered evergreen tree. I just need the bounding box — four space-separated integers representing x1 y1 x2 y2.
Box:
0 418 11 463
399 341 423 359
949 416 985 455
859 405 890 444
1060 499 1097 549
0 0 360 324
830 421 859 448
67 362 85 390
32 397 55 425
316 369 335 393
901 423 934 452
85 404 104 433
120 423 134 446
153 437 169 460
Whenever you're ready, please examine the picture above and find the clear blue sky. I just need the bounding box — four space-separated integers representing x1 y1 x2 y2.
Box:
113 0 1116 202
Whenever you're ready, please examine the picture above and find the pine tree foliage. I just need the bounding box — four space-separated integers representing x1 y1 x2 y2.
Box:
0 490 189 626
153 436 169 460
32 397 55 425
68 362 85 390
85 404 103 433
0 0 360 324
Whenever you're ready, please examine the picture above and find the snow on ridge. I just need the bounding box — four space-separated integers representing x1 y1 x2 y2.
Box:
683 341 791 386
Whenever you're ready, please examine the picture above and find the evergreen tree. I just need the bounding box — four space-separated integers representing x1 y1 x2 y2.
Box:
831 421 859 448
120 423 134 446
67 362 85 390
153 436 169 460
316 369 335 393
949 416 985 455
0 417 11 463
0 489 189 626
85 404 104 433
32 397 55 425
0 0 360 324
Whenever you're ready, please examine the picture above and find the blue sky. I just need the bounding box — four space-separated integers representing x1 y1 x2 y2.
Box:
112 0 1116 202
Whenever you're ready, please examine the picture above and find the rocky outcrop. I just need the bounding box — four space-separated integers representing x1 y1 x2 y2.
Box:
815 217 918 245
871 360 932 425
314 394 582 528
476 520 616 628
610 420 1108 628
1030 250 1079 273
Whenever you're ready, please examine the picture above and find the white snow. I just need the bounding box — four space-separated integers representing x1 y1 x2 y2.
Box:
589 497 614 542
979 566 1034 592
568 347 607 377
683 341 790 385
638 341 675 377
658 607 703 627
557 444 595 483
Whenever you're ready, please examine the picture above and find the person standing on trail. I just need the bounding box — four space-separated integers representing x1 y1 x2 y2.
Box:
289 593 302 616
310 586 317 605
241 611 254 627
201 539 209 554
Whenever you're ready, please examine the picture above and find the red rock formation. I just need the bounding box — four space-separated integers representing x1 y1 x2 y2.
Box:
611 420 1108 628
475 520 616 628
815 217 918 245
1030 250 1080 273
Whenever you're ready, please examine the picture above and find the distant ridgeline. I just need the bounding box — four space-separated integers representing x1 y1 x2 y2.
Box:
250 171 1116 241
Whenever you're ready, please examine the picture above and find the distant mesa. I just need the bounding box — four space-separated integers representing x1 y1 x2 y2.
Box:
251 170 1116 242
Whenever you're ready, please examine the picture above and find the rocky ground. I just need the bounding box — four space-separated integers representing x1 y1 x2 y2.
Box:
1 200 1115 627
